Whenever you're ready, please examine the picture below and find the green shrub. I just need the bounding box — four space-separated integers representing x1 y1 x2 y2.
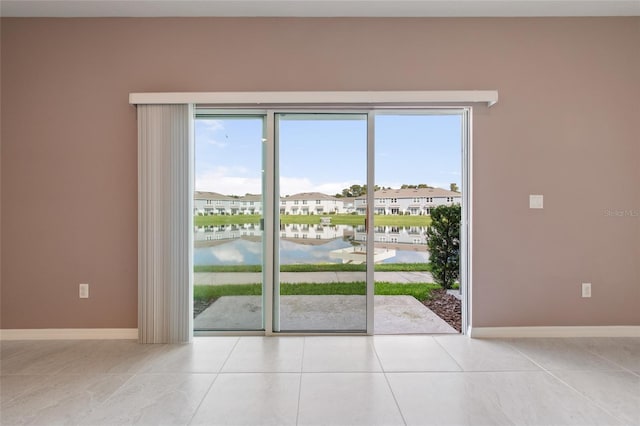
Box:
426 204 461 290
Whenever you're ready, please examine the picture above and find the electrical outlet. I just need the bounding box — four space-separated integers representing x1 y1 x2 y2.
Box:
529 194 544 209
79 283 89 299
582 283 591 298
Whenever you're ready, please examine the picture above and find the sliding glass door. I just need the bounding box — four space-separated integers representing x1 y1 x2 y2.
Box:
275 113 369 332
373 112 463 334
192 108 468 335
193 115 267 331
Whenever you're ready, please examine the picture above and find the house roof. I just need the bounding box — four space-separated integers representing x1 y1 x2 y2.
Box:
241 194 262 202
283 192 338 201
194 191 259 202
194 191 233 201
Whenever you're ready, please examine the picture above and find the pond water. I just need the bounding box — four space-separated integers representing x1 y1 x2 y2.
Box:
193 224 430 265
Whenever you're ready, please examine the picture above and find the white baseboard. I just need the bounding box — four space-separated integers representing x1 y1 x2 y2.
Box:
469 326 640 338
0 328 138 340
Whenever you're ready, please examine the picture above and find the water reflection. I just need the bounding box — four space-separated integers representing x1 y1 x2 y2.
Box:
193 223 429 265
353 225 427 245
194 223 427 244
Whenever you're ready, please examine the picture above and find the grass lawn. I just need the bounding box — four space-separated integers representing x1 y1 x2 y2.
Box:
194 282 440 302
373 215 432 226
194 263 432 273
195 213 431 227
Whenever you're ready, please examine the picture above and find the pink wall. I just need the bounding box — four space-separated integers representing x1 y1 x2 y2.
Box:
1 18 638 329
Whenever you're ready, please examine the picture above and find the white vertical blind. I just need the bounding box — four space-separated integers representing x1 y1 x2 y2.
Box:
138 104 193 343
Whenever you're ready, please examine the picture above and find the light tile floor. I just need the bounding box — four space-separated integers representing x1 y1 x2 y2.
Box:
1 336 638 425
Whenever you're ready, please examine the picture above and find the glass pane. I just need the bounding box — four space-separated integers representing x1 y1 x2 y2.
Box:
374 113 462 334
276 113 368 332
193 116 265 331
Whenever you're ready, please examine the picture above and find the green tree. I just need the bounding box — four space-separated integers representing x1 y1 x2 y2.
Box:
426 204 461 290
450 183 459 192
337 184 380 198
340 184 363 197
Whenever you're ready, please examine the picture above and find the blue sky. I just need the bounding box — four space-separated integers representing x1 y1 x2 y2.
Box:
195 113 461 196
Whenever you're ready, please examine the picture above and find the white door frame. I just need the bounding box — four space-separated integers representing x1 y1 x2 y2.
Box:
132 91 497 337
191 104 480 336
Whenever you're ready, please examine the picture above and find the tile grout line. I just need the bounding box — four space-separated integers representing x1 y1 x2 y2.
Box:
216 336 242 373
370 337 408 426
186 372 221 426
577 339 640 376
295 337 306 426
431 336 465 372
502 339 629 425
186 336 240 426
542 368 631 425
501 339 556 372
475 340 567 426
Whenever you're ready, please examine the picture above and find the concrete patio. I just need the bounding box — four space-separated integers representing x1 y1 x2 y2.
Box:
193 270 453 334
194 295 457 334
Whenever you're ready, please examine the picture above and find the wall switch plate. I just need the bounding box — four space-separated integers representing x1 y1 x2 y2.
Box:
529 194 544 209
582 283 591 298
79 283 89 299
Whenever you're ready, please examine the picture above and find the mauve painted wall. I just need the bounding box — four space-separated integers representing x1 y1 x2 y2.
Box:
1 18 638 329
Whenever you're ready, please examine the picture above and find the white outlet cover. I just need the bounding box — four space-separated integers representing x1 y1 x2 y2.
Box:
529 194 544 209
79 283 89 298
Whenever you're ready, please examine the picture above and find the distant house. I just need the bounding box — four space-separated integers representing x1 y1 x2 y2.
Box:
340 197 357 214
239 194 262 215
194 191 262 215
280 192 342 215
195 187 460 216
193 191 233 215
354 187 461 215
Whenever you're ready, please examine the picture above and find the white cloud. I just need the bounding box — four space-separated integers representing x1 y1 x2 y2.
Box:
199 120 228 148
200 120 224 132
205 137 228 148
278 176 312 195
280 177 359 196
210 246 244 263
197 168 365 197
